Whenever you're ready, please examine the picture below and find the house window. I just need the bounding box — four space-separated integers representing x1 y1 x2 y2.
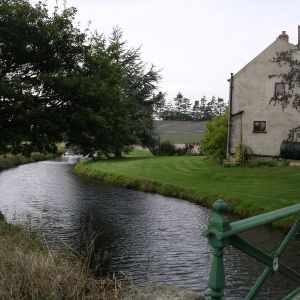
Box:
253 121 266 133
275 82 285 98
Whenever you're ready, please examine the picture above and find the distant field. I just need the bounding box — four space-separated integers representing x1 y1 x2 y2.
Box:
75 156 300 227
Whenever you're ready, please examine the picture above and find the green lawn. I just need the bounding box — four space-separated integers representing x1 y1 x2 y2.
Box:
75 156 300 227
123 148 153 157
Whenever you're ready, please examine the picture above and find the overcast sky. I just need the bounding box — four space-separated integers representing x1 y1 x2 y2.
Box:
33 0 300 102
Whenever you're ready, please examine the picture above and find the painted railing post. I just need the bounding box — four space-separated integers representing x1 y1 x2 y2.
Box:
205 201 300 299
207 199 231 300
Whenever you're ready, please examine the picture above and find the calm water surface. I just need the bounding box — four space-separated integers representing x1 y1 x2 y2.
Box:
0 159 299 299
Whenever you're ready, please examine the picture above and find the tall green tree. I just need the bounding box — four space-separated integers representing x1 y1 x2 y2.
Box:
174 92 192 120
0 0 86 154
106 27 164 156
64 28 163 157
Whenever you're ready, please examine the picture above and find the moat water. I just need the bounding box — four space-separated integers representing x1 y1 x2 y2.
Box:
0 159 299 299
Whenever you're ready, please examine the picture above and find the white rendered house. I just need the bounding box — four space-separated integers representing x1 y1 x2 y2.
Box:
228 28 300 157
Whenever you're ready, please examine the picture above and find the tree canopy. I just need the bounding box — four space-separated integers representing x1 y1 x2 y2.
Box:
0 0 163 156
0 0 86 154
64 28 164 157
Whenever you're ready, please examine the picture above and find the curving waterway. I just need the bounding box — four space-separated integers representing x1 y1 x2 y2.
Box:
0 159 299 299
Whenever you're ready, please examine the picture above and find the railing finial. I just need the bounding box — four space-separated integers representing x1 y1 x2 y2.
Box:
208 199 230 300
212 199 229 214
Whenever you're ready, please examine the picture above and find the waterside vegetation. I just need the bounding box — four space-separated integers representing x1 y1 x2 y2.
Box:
0 213 129 299
75 155 300 228
0 153 56 171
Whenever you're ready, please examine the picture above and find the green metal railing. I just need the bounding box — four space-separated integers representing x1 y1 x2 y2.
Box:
203 199 300 300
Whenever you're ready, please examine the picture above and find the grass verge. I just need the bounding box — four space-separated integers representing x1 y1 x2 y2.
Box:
0 213 130 299
75 156 300 228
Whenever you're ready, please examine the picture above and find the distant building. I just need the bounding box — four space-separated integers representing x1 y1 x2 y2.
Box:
153 120 207 145
228 28 300 157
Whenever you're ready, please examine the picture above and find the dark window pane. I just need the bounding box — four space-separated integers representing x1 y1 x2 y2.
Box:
253 121 266 133
275 83 285 97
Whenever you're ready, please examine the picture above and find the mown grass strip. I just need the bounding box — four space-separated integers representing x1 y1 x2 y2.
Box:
75 156 300 228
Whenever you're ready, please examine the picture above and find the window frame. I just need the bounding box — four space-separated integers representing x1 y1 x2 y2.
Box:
253 121 267 133
274 82 285 98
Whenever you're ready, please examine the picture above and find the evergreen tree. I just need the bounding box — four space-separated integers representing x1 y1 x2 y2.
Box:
64 28 164 157
192 100 201 120
158 93 227 121
181 95 192 115
199 96 208 120
173 92 184 113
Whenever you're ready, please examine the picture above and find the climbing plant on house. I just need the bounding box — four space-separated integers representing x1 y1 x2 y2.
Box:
271 50 300 142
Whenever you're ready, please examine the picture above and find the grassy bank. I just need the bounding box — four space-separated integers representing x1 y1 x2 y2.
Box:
75 156 300 228
0 153 55 171
0 213 128 299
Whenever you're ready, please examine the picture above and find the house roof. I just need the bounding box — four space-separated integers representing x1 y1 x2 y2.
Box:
153 120 207 134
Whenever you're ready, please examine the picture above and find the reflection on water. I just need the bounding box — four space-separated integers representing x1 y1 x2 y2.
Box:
0 160 299 299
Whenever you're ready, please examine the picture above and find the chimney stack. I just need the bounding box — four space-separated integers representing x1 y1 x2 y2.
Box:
277 31 289 42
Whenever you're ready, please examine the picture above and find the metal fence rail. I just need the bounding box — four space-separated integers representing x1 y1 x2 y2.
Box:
203 199 300 300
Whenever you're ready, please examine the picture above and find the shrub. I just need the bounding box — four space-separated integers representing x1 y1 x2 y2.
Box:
153 141 177 156
202 112 228 162
235 143 252 165
183 143 201 155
